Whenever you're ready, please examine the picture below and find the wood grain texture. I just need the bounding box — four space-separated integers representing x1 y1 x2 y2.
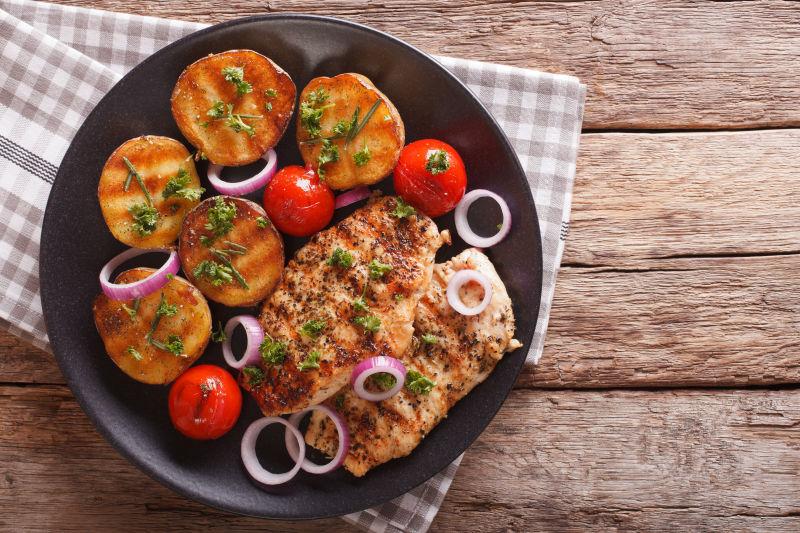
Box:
525 255 800 388
49 0 800 130
4 385 800 532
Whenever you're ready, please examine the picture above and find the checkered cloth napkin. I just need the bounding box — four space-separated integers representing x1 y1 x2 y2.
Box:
0 0 585 531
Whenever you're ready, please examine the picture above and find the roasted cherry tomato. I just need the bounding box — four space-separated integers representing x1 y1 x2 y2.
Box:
262 165 335 237
168 364 242 440
393 139 467 217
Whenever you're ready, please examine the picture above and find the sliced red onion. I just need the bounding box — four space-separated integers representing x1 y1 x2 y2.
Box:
208 149 278 196
99 247 180 301
446 269 493 316
454 189 512 248
350 356 407 402
222 315 264 370
241 416 305 485
285 404 350 474
334 186 371 209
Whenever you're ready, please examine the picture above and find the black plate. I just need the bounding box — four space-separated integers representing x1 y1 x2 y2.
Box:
40 14 542 519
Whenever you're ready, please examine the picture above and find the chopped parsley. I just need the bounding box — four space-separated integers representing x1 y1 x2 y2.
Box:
122 157 153 205
221 66 252 96
371 372 397 391
256 216 270 229
352 292 369 313
354 314 381 333
317 138 339 179
242 365 265 386
126 346 143 361
392 197 416 218
209 249 249 289
205 100 262 137
207 100 227 120
121 298 140 320
265 102 272 112
326 247 353 268
353 144 371 167
205 196 237 237
405 370 435 394
265 88 278 98
192 259 234 286
425 149 450 175
299 319 327 339
211 321 226 343
150 334 185 356
394 294 405 301
421 333 438 345
297 350 321 371
155 294 178 318
259 335 287 365
368 259 392 279
162 168 204 201
331 118 352 136
299 88 331 138
129 203 158 236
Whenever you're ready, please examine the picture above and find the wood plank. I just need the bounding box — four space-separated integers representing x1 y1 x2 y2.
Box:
565 130 800 266
4 385 800 531
49 0 800 130
525 255 800 389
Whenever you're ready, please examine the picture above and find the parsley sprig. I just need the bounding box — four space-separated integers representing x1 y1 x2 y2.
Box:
297 350 321 371
243 365 265 386
326 247 353 268
204 196 237 238
354 314 381 333
163 168 204 201
299 89 333 138
150 334 185 357
368 259 392 280
426 149 450 175
353 144 371 167
299 319 327 339
259 335 287 365
211 321 226 343
317 139 339 179
405 370 436 394
204 100 262 137
121 298 140 320
129 203 158 236
221 66 252 96
192 260 234 286
392 197 416 218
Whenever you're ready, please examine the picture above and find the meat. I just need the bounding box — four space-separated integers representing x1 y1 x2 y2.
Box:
242 195 445 416
304 248 520 477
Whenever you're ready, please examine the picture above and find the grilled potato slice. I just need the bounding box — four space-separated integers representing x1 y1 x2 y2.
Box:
296 73 405 190
171 50 296 166
93 269 212 385
98 136 203 248
179 196 284 307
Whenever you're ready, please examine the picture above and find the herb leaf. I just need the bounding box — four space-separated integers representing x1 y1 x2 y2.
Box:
207 100 228 119
259 335 287 365
405 370 435 394
352 295 369 313
122 157 153 206
353 144 371 167
421 333 438 345
372 372 397 390
126 346 143 361
150 334 185 356
221 66 252 96
243 365 265 386
299 319 327 339
326 247 353 268
354 314 381 333
121 298 140 320
392 197 416 219
205 196 237 237
256 216 270 229
299 88 331 138
317 138 340 179
210 249 249 289
206 100 262 136
193 259 234 286
368 259 392 280
211 321 226 343
298 350 321 371
163 168 204 201
129 203 159 236
265 88 278 98
426 149 450 175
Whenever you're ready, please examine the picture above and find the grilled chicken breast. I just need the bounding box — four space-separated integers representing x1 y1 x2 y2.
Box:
93 269 212 385
171 50 296 166
242 196 445 416
304 248 520 476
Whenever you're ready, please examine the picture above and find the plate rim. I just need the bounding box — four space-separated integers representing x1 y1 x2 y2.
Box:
40 12 543 520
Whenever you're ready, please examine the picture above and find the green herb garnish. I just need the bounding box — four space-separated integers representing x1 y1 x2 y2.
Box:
207 100 227 120
221 66 252 96
317 138 339 179
243 365 265 386
299 319 327 339
122 157 153 205
129 203 158 236
205 196 237 237
405 370 435 394
265 88 278 98
425 149 450 175
150 334 185 356
353 144 371 167
392 197 416 219
326 247 353 268
372 372 397 391
256 216 270 229
354 314 381 333
210 249 249 289
345 99 380 147
299 88 332 138
265 102 272 113
121 298 140 320
211 321 226 343
352 285 369 313
145 292 179 344
163 168 204 201
298 350 321 371
421 333 438 345
205 100 262 136
192 259 234 286
259 335 287 365
368 259 392 280
126 346 143 361
394 294 405 301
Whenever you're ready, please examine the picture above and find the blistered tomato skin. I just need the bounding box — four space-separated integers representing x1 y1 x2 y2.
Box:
168 364 242 440
262 165 335 237
393 139 467 218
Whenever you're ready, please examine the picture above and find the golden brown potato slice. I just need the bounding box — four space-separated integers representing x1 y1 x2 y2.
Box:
98 136 203 248
179 196 284 307
93 269 212 385
171 50 296 166
296 73 405 190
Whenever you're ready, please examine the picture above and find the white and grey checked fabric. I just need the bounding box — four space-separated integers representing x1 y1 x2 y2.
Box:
0 1 585 531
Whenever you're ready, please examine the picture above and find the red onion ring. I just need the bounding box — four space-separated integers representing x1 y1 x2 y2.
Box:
222 315 264 370
99 247 180 301
208 149 278 196
241 416 305 485
285 405 350 474
446 269 493 316
454 189 512 248
350 356 407 402
334 186 371 209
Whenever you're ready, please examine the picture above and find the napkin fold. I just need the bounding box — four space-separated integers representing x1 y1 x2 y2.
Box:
0 1 585 531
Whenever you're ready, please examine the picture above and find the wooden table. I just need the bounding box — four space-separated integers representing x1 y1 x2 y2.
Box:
3 1 800 531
